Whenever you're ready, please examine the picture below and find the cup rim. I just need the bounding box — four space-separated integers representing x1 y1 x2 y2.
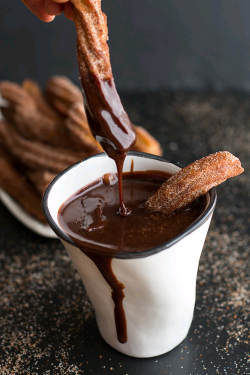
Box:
42 151 217 259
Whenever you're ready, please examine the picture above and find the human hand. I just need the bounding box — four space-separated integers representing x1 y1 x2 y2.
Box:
21 0 73 22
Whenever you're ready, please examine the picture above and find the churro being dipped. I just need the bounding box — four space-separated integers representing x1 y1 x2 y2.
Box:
70 0 137 189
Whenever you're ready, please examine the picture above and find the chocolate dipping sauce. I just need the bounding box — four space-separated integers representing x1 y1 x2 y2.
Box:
58 170 206 343
81 74 137 216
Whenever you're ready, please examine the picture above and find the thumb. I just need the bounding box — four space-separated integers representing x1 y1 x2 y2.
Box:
21 0 55 22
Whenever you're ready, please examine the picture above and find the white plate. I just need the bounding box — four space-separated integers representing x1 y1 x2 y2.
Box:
0 189 57 238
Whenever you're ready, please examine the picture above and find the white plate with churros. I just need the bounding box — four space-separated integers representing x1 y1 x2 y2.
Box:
0 77 163 238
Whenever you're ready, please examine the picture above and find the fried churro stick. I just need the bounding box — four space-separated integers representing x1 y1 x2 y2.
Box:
1 79 99 150
66 102 102 152
0 81 31 108
70 0 112 81
0 80 32 124
22 78 62 121
27 170 57 197
45 75 83 116
0 150 47 223
132 126 162 156
0 120 89 173
145 152 244 215
71 0 137 161
0 80 68 146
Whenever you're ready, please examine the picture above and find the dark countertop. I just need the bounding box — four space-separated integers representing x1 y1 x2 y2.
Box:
0 90 249 375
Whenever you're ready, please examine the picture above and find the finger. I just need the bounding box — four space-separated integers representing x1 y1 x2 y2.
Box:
53 0 69 3
44 0 63 15
63 2 73 20
21 0 55 22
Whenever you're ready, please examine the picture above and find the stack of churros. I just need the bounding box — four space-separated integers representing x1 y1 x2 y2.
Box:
0 76 162 223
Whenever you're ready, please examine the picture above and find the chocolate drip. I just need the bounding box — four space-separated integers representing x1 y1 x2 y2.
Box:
76 68 136 339
80 74 136 216
85 252 127 343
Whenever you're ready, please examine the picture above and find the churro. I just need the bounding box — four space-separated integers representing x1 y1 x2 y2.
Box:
132 126 162 156
0 120 89 173
66 102 102 152
0 80 67 146
22 78 62 121
145 152 244 215
0 149 47 223
71 0 112 81
45 75 83 116
71 0 137 164
27 170 57 197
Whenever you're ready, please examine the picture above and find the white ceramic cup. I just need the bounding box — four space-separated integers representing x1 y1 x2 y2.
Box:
43 152 216 358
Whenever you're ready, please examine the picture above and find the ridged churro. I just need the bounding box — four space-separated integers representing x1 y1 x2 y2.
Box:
0 80 67 146
45 75 83 116
0 150 47 223
22 78 62 121
66 102 102 152
0 120 90 173
145 152 244 215
27 170 57 198
70 0 112 81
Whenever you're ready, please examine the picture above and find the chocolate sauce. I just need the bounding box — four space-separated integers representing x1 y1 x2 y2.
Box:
85 252 127 344
80 74 136 216
58 171 206 343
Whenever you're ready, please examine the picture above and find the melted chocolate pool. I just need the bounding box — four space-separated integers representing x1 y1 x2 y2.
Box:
58 170 207 343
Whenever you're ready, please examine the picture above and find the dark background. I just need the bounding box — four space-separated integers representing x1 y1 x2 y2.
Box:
1 0 250 91
1 2 250 374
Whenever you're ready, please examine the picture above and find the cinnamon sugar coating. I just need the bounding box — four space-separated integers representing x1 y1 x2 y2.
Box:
145 152 244 215
71 0 112 80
